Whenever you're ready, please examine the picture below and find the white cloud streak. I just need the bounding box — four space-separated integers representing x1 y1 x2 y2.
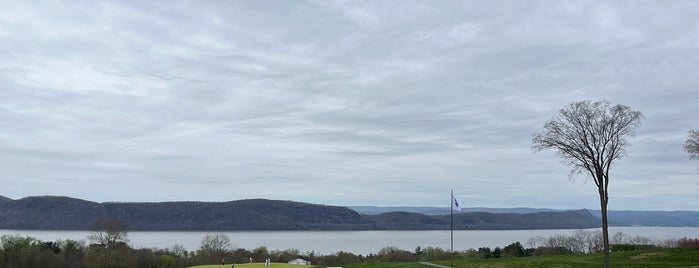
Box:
1 1 698 210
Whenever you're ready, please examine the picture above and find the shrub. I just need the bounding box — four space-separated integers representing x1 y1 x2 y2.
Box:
376 246 418 262
477 247 492 258
503 242 526 257
420 247 450 261
159 255 176 268
677 237 699 247
533 246 573 256
611 244 655 252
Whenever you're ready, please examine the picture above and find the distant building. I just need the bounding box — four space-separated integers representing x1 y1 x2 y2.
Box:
288 258 310 265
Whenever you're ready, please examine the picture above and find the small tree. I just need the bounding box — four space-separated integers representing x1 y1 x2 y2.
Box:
158 255 176 268
477 247 492 259
87 219 129 268
198 233 231 263
492 247 502 258
251 246 269 262
59 239 86 267
503 242 525 257
87 219 129 248
532 100 643 268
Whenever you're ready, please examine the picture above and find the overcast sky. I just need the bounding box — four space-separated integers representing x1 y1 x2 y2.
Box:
1 1 698 210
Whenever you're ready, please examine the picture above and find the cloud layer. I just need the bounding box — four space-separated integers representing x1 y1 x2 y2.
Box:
1 1 698 210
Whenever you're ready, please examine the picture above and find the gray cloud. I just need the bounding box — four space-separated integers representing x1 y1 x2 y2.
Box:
1 1 698 210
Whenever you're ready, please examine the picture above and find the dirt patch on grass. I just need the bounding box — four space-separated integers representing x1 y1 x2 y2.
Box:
629 252 668 260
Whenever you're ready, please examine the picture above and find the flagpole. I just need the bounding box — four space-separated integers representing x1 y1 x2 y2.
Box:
450 189 454 268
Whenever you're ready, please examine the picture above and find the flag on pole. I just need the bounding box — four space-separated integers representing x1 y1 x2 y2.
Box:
452 196 461 212
450 190 459 268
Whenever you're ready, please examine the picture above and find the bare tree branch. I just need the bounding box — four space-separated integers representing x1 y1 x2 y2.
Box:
532 100 643 268
88 219 129 248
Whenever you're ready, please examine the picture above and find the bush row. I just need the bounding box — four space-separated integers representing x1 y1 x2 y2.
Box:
1 231 698 267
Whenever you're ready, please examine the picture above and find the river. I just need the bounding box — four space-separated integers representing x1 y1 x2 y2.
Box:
2 227 698 255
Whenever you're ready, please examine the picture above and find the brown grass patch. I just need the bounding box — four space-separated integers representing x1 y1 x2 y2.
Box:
629 252 667 260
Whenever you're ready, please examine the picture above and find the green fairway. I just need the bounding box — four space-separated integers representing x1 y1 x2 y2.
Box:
343 263 431 268
334 247 699 268
189 262 435 268
190 247 699 268
428 247 699 268
189 263 322 268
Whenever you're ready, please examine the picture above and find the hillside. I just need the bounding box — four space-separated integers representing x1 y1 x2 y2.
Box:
0 196 11 204
0 196 601 230
450 210 601 230
0 196 374 230
589 210 699 227
350 206 560 215
364 209 600 230
352 206 699 227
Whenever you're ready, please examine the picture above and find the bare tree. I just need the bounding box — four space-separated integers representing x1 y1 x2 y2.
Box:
87 219 129 248
685 129 699 160
532 100 643 268
198 233 232 263
87 219 129 268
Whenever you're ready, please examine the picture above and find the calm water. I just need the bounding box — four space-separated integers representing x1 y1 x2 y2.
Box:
2 227 698 255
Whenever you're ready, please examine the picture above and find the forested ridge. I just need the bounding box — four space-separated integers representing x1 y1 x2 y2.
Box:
0 195 602 230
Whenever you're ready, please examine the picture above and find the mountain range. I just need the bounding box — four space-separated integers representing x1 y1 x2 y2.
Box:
0 195 605 230
350 206 699 227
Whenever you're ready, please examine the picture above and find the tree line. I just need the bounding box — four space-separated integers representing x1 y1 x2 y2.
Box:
2 219 698 268
474 230 699 259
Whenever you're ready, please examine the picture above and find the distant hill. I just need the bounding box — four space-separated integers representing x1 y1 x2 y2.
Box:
589 210 699 227
351 206 699 227
0 195 11 204
0 195 606 231
365 209 599 230
0 196 373 230
350 206 560 215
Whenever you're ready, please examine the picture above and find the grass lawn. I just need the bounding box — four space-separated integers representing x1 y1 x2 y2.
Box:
191 247 699 268
343 263 432 268
189 263 322 268
189 262 431 268
429 247 699 268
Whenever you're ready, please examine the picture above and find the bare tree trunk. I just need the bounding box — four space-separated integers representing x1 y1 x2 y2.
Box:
599 189 610 268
